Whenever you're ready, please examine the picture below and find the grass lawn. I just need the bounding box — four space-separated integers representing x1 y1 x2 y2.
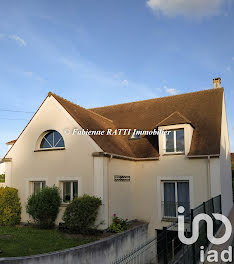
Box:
0 226 95 258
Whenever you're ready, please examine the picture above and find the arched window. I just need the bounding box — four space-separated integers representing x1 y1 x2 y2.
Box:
40 130 65 149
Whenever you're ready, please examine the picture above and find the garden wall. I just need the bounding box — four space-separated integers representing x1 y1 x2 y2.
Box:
0 222 148 264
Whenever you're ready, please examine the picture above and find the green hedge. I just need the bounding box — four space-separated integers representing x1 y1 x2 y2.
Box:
63 194 102 234
26 186 61 228
0 187 21 226
0 174 5 183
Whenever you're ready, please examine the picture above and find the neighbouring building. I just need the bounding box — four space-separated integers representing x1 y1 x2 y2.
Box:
3 78 233 236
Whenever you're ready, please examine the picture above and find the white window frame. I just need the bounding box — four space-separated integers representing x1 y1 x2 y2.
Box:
61 181 78 203
31 181 46 194
165 129 185 154
162 180 190 218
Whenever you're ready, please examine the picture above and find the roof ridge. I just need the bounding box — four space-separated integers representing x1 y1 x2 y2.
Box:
48 92 113 123
90 88 224 110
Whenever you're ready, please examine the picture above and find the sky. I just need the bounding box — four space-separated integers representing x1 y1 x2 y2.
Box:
0 0 234 156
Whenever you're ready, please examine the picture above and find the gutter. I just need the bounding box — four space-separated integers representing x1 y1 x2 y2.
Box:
187 154 219 159
92 152 159 161
2 158 12 162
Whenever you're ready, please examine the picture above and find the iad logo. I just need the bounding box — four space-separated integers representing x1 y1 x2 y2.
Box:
178 206 232 263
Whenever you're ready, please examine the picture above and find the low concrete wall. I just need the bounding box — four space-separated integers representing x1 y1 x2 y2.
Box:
0 222 148 264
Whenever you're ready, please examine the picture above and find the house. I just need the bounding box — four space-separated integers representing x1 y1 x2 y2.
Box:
3 78 233 236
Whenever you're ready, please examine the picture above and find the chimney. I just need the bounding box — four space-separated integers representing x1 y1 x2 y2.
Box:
213 77 221 89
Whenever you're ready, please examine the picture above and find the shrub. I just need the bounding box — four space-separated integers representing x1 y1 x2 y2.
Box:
63 194 102 234
0 187 21 226
0 174 5 183
26 186 61 228
108 214 128 233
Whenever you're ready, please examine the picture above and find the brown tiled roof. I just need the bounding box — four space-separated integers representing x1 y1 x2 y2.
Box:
156 111 193 127
51 88 224 158
6 140 17 145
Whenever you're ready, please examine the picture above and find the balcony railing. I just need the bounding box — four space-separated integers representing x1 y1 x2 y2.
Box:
161 201 190 220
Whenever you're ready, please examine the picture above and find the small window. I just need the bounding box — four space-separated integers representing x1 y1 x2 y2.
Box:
40 130 64 149
162 181 190 218
61 181 78 203
165 129 184 153
32 181 46 193
129 130 141 140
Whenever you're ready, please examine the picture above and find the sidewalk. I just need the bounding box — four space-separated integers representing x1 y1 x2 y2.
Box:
204 205 234 264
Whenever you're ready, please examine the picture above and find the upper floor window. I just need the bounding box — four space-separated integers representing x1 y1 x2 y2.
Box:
40 130 65 149
165 129 184 153
129 130 141 140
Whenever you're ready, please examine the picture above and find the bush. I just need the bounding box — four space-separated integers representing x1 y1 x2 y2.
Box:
63 194 102 234
108 214 128 233
0 187 21 226
0 174 5 183
26 186 61 228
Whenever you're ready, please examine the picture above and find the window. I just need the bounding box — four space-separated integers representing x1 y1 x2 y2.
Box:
165 129 184 153
130 130 141 140
32 181 45 193
62 181 78 203
40 130 64 149
162 181 190 218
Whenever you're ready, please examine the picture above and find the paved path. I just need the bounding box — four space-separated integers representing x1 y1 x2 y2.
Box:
204 205 234 264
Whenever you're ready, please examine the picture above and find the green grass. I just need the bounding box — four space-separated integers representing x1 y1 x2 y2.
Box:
0 226 95 257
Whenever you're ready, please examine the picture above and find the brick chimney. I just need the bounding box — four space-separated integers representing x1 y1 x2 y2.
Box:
213 77 221 89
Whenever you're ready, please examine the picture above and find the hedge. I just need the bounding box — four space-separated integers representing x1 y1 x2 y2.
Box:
0 187 21 226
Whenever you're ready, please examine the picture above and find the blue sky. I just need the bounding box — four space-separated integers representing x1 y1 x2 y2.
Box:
0 0 234 156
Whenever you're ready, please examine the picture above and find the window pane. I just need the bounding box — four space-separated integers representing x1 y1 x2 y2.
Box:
177 182 190 217
54 131 65 147
73 181 78 199
176 129 184 152
40 138 51 148
63 182 71 202
164 183 176 217
166 131 174 152
42 181 46 189
34 182 41 193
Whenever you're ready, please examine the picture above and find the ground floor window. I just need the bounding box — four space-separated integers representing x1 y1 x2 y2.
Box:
61 181 78 203
32 181 46 194
162 181 190 218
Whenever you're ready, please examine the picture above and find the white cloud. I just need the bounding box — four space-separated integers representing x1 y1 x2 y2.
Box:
121 79 129 87
9 35 26 46
164 86 178 95
226 66 231 72
232 57 234 61
146 0 226 18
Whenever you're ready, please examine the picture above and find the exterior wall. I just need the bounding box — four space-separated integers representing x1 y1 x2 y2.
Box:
210 158 221 198
0 222 149 264
107 154 211 237
219 94 233 216
108 158 136 226
5 96 103 224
